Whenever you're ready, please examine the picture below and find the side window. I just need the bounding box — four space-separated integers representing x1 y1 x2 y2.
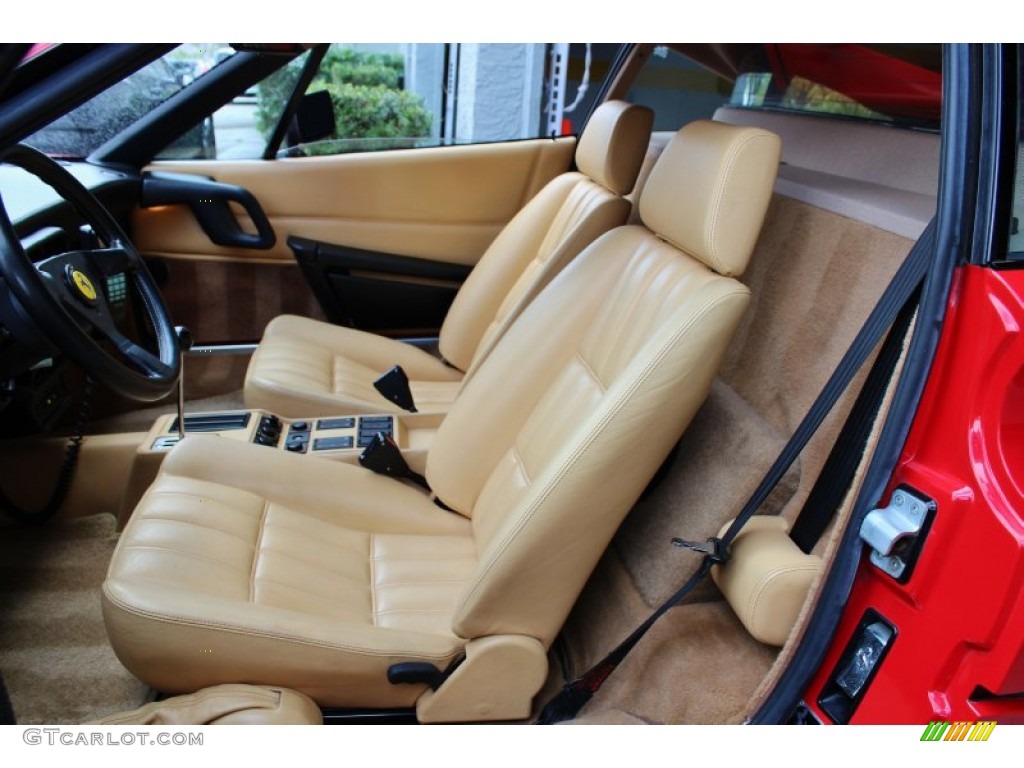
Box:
625 47 733 131
274 45 444 157
158 43 615 161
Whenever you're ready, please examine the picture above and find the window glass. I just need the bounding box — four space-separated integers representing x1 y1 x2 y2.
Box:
25 45 232 159
277 44 443 157
157 44 616 161
625 46 733 130
729 44 942 130
186 50 310 160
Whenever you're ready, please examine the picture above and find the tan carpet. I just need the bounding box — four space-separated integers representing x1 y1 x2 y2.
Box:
0 514 149 724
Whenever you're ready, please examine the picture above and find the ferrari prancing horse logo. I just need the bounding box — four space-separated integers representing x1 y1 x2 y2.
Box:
66 266 98 305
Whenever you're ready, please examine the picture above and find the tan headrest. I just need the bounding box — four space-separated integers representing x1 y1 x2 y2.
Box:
575 100 654 195
639 120 781 277
711 517 822 647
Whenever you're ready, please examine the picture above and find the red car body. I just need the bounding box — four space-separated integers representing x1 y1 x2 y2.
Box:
806 265 1024 724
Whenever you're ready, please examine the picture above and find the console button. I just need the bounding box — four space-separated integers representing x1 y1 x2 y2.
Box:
313 436 355 451
317 417 356 430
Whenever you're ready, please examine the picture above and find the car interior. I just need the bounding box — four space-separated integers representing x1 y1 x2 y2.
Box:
0 43 943 725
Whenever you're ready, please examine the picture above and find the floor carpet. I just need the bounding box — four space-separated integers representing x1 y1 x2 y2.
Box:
0 513 150 724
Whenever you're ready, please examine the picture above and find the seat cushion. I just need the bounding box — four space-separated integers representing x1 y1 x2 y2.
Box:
244 315 462 417
103 435 474 708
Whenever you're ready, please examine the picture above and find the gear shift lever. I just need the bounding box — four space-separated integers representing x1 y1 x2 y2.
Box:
174 326 194 441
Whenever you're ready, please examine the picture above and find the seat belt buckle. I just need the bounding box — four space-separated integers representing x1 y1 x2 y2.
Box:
359 431 410 477
373 365 417 412
359 431 430 492
671 536 729 564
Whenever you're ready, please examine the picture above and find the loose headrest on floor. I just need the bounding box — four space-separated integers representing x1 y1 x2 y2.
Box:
639 119 781 277
575 100 654 195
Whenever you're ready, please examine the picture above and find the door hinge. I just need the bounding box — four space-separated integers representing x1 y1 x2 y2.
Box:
859 485 936 582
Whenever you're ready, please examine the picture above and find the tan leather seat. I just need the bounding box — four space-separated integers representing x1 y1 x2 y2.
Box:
243 100 654 417
103 120 781 722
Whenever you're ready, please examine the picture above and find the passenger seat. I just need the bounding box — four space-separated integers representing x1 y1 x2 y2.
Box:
243 100 654 417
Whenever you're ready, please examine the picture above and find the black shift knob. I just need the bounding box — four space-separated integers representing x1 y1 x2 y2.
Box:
174 325 194 354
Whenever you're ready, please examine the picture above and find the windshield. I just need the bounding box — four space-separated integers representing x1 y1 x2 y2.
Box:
23 44 236 159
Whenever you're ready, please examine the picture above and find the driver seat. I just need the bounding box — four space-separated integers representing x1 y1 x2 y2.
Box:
102 120 781 722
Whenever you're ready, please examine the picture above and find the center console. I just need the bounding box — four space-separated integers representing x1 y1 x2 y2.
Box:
148 411 404 455
119 408 443 526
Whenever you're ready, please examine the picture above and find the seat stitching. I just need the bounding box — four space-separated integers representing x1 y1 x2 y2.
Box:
374 608 451 616
454 287 750 624
128 514 259 546
103 585 463 658
369 533 378 628
250 576 369 616
706 133 770 274
118 544 249 574
255 543 367 582
260 513 369 550
511 443 531 484
586 242 665 373
249 499 269 604
574 351 607 392
370 552 474 562
374 578 468 588
747 563 822 629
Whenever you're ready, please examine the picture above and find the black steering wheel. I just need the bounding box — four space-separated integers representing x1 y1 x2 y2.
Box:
0 144 179 401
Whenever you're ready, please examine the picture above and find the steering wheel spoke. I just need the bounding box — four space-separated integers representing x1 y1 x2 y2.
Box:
101 324 175 379
0 144 179 401
87 243 138 277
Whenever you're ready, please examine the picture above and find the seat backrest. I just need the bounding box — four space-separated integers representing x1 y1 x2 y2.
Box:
425 120 781 646
437 100 654 375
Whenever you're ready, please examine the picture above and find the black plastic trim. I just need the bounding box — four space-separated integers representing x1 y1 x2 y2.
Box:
817 609 897 724
970 46 1018 266
141 171 275 250
290 235 470 333
263 45 328 160
320 707 418 725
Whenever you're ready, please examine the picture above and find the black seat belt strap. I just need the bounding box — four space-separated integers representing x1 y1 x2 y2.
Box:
788 293 919 553
536 220 936 724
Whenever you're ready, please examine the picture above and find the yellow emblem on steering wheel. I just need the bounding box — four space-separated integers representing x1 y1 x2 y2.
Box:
68 268 98 304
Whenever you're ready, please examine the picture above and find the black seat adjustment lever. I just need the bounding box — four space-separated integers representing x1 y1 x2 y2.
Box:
387 662 446 690
373 365 417 412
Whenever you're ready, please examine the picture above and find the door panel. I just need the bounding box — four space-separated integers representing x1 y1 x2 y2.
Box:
131 137 576 344
147 257 325 345
134 137 576 266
